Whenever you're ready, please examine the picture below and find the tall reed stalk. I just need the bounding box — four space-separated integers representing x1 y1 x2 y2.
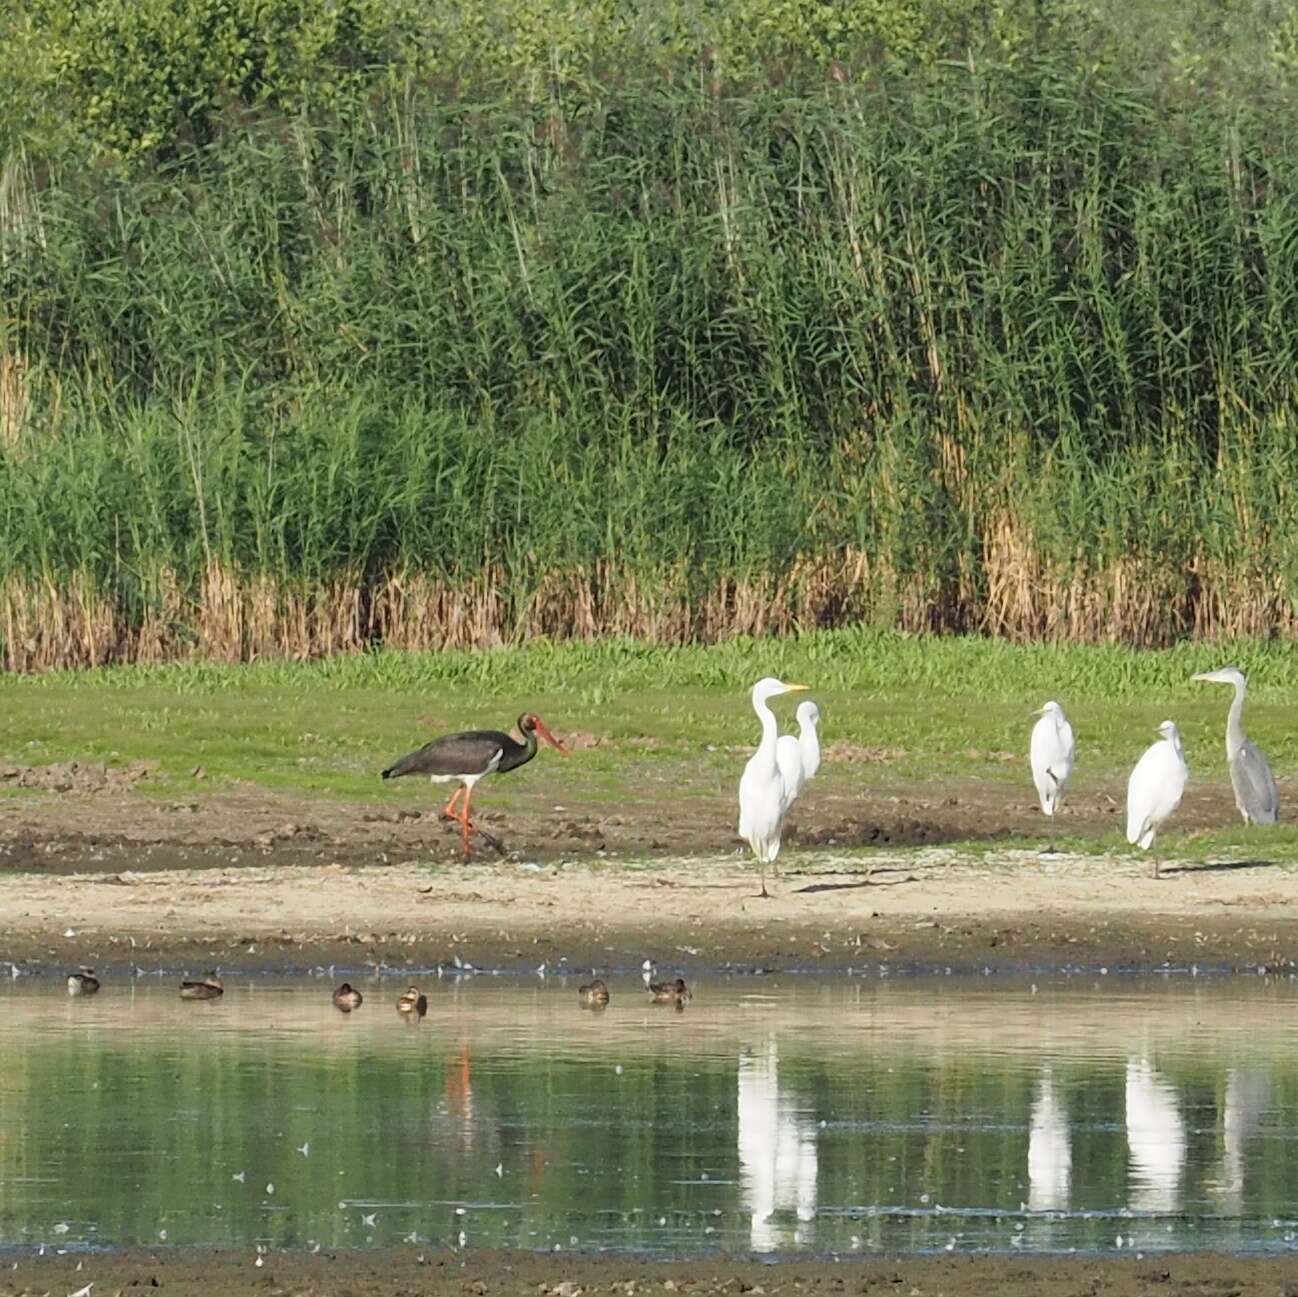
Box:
3 61 1298 669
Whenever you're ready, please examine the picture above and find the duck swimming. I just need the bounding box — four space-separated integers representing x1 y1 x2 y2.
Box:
647 977 691 1004
397 985 428 1017
332 983 363 1011
66 967 100 995
179 972 224 1000
578 979 610 1009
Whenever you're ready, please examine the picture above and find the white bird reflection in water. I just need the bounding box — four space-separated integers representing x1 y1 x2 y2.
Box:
737 1037 818 1251
1125 1057 1185 1217
1027 1064 1071 1213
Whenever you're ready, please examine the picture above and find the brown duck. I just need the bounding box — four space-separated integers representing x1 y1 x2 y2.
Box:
66 967 100 995
179 971 224 1000
332 983 363 1011
578 978 610 1009
397 985 428 1017
647 977 691 1004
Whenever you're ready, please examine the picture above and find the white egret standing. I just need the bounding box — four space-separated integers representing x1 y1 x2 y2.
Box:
739 677 810 897
796 701 821 781
1125 720 1189 878
1191 666 1279 825
775 700 822 811
1029 700 1076 849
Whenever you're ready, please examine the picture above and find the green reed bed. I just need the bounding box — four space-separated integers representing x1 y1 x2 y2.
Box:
4 57 1298 667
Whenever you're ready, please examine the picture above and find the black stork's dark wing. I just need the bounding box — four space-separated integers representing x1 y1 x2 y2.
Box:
381 729 521 781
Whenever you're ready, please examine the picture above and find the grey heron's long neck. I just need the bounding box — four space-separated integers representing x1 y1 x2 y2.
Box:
1225 680 1247 760
754 698 780 773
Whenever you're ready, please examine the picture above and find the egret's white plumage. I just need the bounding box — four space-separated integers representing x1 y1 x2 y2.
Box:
738 677 810 896
774 701 822 811
776 734 804 810
1125 1057 1186 1218
1029 700 1075 818
795 701 821 781
1027 1065 1071 1214
1191 666 1279 826
1126 720 1189 876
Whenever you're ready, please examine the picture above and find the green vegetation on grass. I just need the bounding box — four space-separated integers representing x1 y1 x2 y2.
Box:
2 633 1297 861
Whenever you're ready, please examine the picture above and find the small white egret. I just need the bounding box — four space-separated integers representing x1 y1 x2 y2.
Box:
1191 666 1279 825
1029 700 1076 849
1125 720 1189 877
738 677 810 897
796 701 821 781
774 700 822 811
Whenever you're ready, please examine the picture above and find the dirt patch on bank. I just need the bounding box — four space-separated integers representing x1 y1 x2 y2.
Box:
0 766 1258 862
0 773 1294 973
4 1247 1296 1297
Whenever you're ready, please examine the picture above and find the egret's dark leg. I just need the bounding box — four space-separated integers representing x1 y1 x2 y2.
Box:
1043 775 1060 854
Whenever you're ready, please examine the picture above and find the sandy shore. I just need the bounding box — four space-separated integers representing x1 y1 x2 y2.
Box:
3 830 1296 974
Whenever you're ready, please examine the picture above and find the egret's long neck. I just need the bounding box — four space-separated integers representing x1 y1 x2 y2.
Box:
799 715 820 775
753 695 780 773
1225 680 1247 759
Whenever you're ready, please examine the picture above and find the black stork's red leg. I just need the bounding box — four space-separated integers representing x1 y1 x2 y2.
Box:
457 785 475 856
453 784 507 855
441 786 465 823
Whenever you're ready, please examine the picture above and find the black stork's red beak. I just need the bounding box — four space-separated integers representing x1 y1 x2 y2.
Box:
531 715 569 757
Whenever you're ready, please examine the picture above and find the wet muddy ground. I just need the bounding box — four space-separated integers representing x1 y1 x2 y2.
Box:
0 760 1267 862
5 1247 1298 1297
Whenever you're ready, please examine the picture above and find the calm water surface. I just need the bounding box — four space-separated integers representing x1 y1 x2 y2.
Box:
2 974 1297 1255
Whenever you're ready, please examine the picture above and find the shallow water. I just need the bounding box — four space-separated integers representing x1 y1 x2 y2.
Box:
2 973 1297 1256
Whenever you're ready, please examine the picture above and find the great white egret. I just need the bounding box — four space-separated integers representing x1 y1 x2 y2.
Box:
1125 720 1189 877
1029 700 1076 848
738 677 810 897
775 699 822 809
1191 666 1279 825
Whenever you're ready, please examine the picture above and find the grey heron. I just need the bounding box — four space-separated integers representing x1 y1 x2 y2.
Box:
1191 666 1279 825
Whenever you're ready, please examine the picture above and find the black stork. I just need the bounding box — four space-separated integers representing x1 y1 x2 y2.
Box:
380 712 568 856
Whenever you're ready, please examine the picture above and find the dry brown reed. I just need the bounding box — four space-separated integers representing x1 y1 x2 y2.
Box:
6 550 1297 673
